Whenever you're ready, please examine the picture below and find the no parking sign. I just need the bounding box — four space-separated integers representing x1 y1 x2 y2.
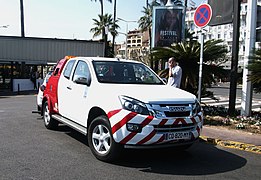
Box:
194 4 212 28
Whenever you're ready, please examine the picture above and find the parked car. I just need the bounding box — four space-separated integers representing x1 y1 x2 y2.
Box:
41 56 203 162
36 70 54 112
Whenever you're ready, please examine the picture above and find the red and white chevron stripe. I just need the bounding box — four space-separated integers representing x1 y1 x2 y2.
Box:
107 109 203 145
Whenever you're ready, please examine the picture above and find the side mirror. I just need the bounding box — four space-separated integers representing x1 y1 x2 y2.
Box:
74 76 91 86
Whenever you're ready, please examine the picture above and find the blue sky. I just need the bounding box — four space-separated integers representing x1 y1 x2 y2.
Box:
0 0 204 43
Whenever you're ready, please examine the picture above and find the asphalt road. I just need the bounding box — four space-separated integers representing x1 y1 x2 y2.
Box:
207 82 261 100
0 95 260 180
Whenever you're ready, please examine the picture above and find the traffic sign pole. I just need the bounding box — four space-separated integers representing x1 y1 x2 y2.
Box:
198 31 204 102
193 4 212 102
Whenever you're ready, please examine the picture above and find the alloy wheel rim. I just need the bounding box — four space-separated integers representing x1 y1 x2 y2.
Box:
92 124 111 155
44 104 50 125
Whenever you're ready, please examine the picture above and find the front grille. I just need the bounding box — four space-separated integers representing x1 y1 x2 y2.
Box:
154 123 196 132
149 103 194 118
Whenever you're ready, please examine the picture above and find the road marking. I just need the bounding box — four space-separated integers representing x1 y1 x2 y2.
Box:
201 97 261 112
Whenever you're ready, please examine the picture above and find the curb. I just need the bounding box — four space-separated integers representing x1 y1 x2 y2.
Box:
200 136 261 154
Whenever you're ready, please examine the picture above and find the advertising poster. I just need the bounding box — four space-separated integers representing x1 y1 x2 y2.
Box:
152 6 185 48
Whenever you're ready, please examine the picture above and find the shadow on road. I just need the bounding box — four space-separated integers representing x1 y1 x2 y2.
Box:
114 142 247 176
57 125 247 176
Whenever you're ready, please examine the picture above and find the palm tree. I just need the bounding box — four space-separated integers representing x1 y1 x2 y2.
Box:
91 0 112 17
152 39 228 95
112 0 117 56
247 48 261 93
138 1 160 50
90 13 119 39
90 13 119 57
138 4 152 49
91 0 112 40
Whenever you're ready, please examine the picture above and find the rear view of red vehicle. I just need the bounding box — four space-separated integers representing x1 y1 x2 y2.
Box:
42 56 73 127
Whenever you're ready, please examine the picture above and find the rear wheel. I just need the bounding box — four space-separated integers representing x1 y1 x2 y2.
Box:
88 115 122 162
43 101 58 130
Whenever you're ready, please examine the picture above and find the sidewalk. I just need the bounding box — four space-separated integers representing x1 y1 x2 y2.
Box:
201 125 261 154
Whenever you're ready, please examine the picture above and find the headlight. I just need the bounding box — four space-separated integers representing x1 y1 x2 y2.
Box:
119 96 149 115
193 100 202 115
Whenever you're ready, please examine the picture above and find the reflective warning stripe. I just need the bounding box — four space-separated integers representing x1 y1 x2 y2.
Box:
153 135 165 144
173 118 187 125
120 132 137 144
107 109 121 119
108 109 203 145
159 119 168 126
137 130 156 145
119 115 154 144
111 112 137 134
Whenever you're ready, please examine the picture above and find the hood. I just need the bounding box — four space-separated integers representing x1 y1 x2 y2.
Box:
97 84 197 104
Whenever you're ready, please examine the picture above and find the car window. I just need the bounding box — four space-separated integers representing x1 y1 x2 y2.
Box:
72 60 90 82
93 61 164 85
63 60 76 79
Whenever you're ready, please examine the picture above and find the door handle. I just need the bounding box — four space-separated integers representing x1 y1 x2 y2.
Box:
67 86 72 90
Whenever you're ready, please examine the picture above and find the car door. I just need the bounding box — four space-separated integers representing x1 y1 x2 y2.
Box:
69 60 92 126
58 59 76 119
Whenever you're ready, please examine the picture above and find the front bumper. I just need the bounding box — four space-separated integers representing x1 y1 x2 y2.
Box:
108 109 203 146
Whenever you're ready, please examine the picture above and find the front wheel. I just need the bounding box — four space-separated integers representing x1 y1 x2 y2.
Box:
88 115 122 162
43 101 58 130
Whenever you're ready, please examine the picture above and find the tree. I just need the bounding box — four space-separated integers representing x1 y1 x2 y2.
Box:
152 39 228 95
247 48 261 93
90 13 119 57
91 0 112 39
112 0 117 56
138 1 160 50
90 13 119 38
91 0 112 17
138 4 153 49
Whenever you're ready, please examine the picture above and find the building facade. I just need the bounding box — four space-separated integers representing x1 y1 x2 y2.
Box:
116 29 150 63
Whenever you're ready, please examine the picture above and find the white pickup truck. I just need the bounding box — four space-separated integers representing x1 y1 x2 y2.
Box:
42 57 203 162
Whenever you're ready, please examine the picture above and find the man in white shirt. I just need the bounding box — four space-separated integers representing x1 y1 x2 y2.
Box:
167 57 182 88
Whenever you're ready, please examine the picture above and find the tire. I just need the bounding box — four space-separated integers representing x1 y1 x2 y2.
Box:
88 115 122 162
43 101 58 130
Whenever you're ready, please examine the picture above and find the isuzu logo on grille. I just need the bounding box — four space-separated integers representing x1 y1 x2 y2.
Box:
167 106 186 112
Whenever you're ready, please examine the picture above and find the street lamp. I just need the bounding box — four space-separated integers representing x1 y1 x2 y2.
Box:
117 18 136 59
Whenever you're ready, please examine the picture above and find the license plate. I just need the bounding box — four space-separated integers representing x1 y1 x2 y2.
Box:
165 132 191 141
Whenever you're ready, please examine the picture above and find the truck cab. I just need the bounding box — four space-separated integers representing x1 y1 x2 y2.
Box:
41 56 203 162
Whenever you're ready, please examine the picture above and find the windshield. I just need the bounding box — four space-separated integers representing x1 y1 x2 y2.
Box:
93 61 164 85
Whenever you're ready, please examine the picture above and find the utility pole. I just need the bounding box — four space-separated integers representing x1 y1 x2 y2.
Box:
20 0 25 37
228 0 240 116
241 0 257 116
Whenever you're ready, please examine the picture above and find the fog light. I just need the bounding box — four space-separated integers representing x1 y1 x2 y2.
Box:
126 123 142 133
